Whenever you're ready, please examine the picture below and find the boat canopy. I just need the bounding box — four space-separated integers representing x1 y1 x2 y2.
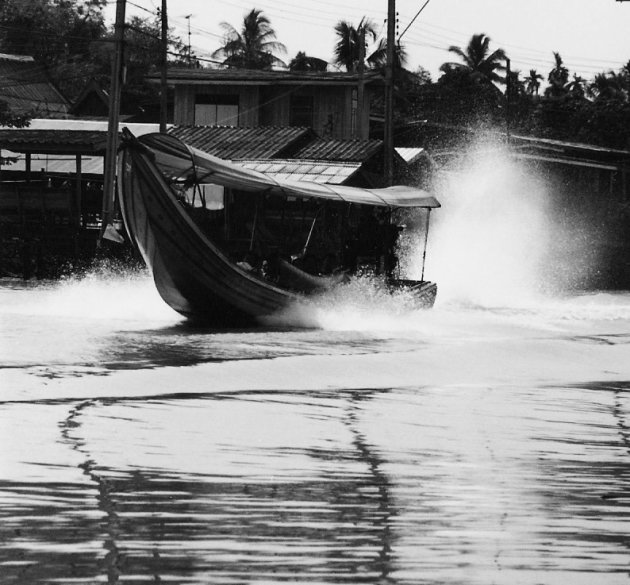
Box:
129 131 440 209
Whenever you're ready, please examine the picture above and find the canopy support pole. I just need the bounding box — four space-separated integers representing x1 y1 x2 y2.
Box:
249 202 259 252
421 208 431 282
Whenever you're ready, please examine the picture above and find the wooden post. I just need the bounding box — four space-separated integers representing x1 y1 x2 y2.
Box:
159 0 168 133
384 0 396 186
100 0 126 241
75 154 83 228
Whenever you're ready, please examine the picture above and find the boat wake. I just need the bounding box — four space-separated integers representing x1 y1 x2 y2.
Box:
1 262 180 326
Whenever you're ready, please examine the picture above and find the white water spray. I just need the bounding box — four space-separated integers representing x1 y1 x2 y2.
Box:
424 144 550 305
270 140 624 331
401 141 602 307
1 263 180 325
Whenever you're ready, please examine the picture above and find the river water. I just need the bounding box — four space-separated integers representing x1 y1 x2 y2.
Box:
2 150 630 584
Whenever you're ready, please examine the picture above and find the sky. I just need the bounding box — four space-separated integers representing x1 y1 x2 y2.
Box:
107 0 630 81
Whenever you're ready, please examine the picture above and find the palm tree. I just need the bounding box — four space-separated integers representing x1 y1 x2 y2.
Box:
525 69 543 95
333 17 406 74
545 52 569 97
440 33 506 85
289 51 327 72
333 17 377 72
212 9 286 70
365 36 408 71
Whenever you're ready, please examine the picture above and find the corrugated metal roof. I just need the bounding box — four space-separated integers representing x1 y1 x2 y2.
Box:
294 138 383 162
0 130 108 153
150 68 383 86
1 154 362 185
238 159 361 185
0 122 161 153
169 125 313 160
0 54 69 116
26 119 161 134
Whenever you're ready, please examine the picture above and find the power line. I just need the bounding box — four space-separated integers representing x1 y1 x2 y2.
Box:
399 0 432 41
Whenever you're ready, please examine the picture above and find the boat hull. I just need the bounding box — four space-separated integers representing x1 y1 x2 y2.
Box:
119 144 298 325
118 137 437 325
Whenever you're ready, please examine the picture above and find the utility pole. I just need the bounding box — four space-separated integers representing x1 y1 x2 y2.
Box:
384 0 395 186
100 0 126 241
357 26 365 140
159 0 168 132
185 15 192 66
505 57 511 145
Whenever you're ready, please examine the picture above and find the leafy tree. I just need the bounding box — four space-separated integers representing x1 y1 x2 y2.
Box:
440 33 506 85
393 66 432 120
0 0 108 100
428 34 507 128
588 71 628 102
289 51 327 72
0 97 30 164
0 100 29 127
0 99 30 164
0 0 106 67
116 15 192 116
212 9 286 70
568 73 587 99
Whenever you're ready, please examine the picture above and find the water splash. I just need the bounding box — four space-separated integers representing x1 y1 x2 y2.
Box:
399 140 603 307
262 276 431 331
267 140 627 332
1 261 180 325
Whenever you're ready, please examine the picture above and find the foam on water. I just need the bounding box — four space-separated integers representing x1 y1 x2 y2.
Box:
0 262 180 326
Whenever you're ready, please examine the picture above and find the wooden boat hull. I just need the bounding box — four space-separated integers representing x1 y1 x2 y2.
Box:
119 143 298 325
117 134 437 325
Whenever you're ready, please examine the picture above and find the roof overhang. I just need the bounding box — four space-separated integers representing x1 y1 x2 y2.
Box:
0 130 108 155
128 131 439 209
148 68 383 87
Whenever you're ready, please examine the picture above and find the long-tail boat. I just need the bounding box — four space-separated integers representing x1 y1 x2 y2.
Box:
117 130 440 325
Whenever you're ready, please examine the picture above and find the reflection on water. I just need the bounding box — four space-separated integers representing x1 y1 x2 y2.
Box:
2 278 630 583
1 385 629 584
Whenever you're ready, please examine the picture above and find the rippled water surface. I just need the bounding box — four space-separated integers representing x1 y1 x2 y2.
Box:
1 273 630 584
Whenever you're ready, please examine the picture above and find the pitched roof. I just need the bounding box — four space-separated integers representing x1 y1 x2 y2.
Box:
168 125 314 160
238 159 361 185
0 121 157 154
69 79 110 117
0 129 108 154
152 67 383 86
293 138 383 162
0 54 69 117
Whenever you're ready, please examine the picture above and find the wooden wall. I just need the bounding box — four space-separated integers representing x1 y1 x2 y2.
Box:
173 83 372 138
173 86 260 126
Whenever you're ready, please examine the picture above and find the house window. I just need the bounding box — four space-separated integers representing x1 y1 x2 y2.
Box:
290 95 314 128
194 94 239 126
